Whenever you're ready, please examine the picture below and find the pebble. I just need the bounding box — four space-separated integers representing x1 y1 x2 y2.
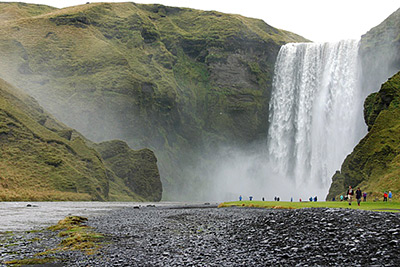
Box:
1 206 400 266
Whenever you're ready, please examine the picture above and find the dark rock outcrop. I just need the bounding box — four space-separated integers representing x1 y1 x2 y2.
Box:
92 140 162 202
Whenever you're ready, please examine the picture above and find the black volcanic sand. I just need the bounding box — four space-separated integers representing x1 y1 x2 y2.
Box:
1 205 400 266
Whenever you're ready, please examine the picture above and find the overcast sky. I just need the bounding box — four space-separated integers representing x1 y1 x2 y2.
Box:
2 0 399 42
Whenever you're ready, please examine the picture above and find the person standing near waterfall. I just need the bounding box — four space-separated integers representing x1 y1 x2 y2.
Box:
347 186 354 205
355 188 362 206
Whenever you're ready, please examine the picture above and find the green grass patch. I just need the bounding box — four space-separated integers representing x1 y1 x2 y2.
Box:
48 216 104 254
219 200 400 212
5 216 105 265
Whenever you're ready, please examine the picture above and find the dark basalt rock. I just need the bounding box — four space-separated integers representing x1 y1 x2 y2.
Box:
3 207 398 266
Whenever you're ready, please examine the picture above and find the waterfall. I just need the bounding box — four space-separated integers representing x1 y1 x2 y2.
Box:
267 40 365 197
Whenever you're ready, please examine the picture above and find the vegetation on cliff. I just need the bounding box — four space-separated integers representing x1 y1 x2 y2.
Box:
92 140 162 201
0 2 308 199
327 72 400 200
0 78 161 201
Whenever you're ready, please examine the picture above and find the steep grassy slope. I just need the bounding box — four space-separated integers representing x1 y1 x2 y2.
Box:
327 72 400 200
0 2 307 199
0 78 109 200
0 78 161 201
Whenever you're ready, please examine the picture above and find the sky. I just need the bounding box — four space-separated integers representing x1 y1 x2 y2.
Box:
1 0 399 42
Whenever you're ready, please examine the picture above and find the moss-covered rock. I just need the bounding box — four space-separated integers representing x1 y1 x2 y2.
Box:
326 72 400 200
92 140 162 201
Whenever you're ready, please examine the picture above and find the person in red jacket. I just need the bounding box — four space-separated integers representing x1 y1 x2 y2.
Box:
347 186 354 205
383 192 388 202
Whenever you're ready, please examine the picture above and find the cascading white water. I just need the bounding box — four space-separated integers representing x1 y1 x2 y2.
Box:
267 40 366 197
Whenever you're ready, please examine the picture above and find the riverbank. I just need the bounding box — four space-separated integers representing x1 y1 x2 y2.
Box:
219 200 400 212
1 204 400 266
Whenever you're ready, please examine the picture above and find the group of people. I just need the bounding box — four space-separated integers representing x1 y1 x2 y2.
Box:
383 191 393 202
238 188 394 204
345 186 393 205
346 186 362 206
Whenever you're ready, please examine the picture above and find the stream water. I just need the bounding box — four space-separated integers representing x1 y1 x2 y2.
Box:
0 202 180 232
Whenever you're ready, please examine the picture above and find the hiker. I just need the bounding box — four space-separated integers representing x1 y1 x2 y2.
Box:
356 187 362 206
309 197 313 202
314 196 317 202
347 186 354 205
383 192 388 202
340 195 344 201
262 197 265 201
249 195 253 201
363 192 367 202
239 195 242 201
389 191 393 202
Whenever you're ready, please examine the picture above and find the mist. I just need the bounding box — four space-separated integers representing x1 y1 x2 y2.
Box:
201 144 326 202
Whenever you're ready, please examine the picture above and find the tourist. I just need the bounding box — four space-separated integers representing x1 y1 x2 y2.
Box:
314 196 317 202
356 188 362 206
262 197 265 201
239 195 242 201
389 191 393 202
309 197 313 202
347 186 354 205
363 192 367 202
340 195 344 201
383 192 388 202
291 197 293 202
249 196 253 201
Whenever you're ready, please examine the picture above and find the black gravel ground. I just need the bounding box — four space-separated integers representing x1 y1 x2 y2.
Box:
1 204 400 266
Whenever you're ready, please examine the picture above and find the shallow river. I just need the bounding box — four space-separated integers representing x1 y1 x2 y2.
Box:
0 202 183 232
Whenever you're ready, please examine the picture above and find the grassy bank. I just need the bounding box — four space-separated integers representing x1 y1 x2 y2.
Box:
219 200 400 212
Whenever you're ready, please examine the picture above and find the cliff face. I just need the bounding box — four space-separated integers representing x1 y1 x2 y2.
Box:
0 77 161 201
359 7 400 94
326 8 400 200
326 72 400 200
0 2 307 199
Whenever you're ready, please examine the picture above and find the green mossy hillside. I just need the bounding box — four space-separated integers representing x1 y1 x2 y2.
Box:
327 72 400 201
0 2 307 199
0 78 108 201
0 78 161 201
